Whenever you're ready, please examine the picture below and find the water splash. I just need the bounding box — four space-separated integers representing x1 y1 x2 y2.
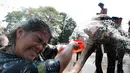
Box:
70 14 130 49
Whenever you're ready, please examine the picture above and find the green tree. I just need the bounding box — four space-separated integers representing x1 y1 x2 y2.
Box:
58 12 77 43
4 6 77 44
3 11 24 31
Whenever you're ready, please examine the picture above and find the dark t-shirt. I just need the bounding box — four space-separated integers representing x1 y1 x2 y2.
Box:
0 52 60 73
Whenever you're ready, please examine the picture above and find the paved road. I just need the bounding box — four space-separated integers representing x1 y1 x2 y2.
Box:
63 53 130 73
82 53 130 73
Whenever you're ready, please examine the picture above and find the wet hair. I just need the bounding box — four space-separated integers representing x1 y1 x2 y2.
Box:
8 18 52 45
98 2 104 8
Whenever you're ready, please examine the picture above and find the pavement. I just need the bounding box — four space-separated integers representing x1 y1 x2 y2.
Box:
63 53 130 73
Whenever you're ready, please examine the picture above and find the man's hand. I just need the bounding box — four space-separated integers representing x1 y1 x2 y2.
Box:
69 40 80 50
56 41 80 54
56 44 66 53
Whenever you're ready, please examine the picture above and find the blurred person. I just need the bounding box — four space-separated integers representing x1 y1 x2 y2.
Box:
97 2 107 15
0 33 9 47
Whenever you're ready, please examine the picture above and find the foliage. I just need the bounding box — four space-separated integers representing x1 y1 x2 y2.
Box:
4 6 77 44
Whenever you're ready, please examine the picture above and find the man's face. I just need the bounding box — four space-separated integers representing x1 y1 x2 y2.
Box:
15 28 51 61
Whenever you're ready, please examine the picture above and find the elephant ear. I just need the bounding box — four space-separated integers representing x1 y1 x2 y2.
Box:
69 26 89 41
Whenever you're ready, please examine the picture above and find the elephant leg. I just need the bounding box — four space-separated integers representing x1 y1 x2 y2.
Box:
76 52 82 61
95 47 103 73
106 47 116 73
74 52 82 66
117 49 125 73
71 42 96 73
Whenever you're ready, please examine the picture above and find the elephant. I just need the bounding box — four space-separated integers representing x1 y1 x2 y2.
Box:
69 14 130 73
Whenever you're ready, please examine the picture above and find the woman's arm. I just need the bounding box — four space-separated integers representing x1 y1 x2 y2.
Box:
70 39 95 73
55 41 79 73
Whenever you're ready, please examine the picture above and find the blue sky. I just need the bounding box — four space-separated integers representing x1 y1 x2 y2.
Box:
0 0 130 31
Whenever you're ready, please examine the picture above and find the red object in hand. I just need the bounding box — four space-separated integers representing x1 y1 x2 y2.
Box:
72 40 85 53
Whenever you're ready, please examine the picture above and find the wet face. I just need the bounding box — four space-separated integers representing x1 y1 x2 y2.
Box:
15 27 51 61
